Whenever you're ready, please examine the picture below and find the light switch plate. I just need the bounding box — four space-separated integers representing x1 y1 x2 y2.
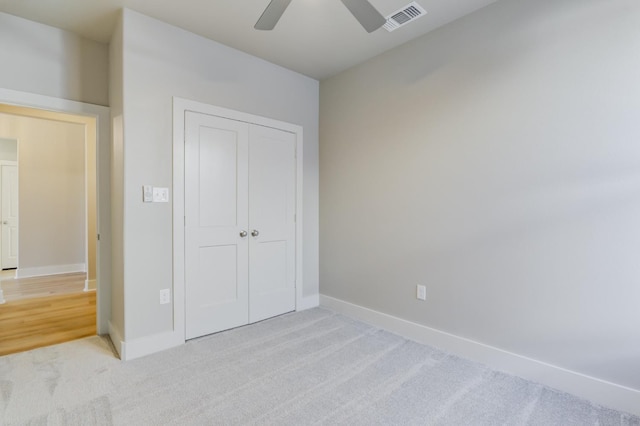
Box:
143 185 153 203
153 187 169 203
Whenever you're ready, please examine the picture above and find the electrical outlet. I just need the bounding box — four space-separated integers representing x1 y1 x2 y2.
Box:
160 289 171 305
416 285 426 301
153 187 169 203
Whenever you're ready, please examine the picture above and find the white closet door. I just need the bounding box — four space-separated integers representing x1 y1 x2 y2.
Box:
185 112 249 339
248 124 296 323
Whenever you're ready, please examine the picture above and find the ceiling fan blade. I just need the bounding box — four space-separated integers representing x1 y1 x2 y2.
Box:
340 0 386 33
255 0 293 30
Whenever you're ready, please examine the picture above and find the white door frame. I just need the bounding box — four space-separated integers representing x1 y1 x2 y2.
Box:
173 97 304 344
0 88 111 334
0 160 18 271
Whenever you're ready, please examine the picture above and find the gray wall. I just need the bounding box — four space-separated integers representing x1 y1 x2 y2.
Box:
320 0 640 391
109 13 125 339
0 12 109 106
119 9 319 340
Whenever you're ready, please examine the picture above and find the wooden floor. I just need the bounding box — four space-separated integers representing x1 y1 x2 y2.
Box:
1 271 86 302
0 273 96 356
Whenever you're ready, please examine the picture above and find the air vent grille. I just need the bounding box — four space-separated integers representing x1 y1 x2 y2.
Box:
383 2 427 32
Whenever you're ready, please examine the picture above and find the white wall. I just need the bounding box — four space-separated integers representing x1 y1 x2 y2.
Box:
117 9 319 341
0 113 86 271
0 12 109 106
321 0 640 397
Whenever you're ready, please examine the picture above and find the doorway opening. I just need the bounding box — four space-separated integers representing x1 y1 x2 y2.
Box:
0 103 98 355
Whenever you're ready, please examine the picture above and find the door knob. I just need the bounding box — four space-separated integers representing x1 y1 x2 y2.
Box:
251 229 259 237
239 230 248 238
2 221 7 225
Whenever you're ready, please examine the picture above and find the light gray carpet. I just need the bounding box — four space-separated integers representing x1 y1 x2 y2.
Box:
0 308 638 425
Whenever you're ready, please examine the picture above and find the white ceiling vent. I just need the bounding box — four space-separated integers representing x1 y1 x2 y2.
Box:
383 2 427 32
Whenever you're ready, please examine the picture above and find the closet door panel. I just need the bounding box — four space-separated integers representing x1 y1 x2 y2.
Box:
248 124 296 323
185 112 249 339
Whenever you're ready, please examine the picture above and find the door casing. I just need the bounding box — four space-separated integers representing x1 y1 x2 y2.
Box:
0 88 111 334
0 161 18 269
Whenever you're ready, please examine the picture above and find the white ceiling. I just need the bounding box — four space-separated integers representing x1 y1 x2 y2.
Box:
0 0 496 80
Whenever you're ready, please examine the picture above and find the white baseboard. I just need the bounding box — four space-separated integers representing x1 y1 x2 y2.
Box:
0 287 4 304
84 279 97 291
16 263 86 278
120 330 184 361
297 294 320 311
320 295 640 417
108 320 125 360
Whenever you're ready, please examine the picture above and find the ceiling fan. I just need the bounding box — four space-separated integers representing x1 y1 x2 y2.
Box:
255 0 387 33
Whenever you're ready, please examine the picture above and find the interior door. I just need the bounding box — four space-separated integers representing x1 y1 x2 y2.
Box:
248 124 296 323
185 112 249 339
1 164 18 269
